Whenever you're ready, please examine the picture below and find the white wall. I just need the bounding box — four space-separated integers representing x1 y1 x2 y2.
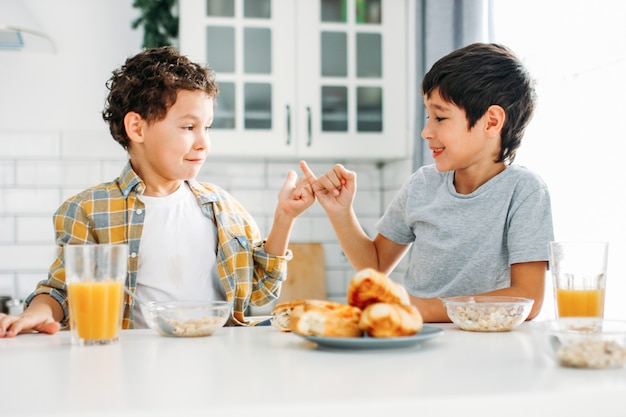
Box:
0 0 411 305
1 0 143 131
492 0 626 321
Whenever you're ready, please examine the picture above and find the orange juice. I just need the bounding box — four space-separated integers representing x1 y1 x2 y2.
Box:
556 288 605 317
68 280 124 341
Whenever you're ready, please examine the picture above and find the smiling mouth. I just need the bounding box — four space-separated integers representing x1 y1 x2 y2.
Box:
431 147 444 157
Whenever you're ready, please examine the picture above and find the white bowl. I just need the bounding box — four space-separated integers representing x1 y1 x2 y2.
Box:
441 295 533 332
538 318 626 369
141 300 231 337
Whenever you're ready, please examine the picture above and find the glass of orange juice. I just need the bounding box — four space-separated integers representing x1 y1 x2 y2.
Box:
64 244 128 346
548 241 608 318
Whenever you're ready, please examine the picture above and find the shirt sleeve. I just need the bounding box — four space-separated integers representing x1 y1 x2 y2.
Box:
376 174 416 244
250 240 293 304
507 177 554 265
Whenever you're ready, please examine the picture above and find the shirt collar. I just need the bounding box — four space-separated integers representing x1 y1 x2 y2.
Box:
188 178 219 204
117 160 145 197
117 160 219 204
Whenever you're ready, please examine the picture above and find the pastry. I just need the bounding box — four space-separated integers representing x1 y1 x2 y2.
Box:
359 302 423 337
347 268 410 309
271 299 308 332
289 300 363 338
271 299 352 333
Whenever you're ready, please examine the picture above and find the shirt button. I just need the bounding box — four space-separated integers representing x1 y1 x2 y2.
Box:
131 252 137 258
136 209 143 215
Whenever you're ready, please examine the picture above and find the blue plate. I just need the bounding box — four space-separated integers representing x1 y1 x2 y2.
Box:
296 325 444 350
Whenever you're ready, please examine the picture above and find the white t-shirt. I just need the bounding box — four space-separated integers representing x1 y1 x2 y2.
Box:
376 164 554 298
133 182 223 328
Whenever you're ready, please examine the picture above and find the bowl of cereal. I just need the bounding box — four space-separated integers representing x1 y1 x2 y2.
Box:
441 295 533 332
141 300 231 337
538 318 626 369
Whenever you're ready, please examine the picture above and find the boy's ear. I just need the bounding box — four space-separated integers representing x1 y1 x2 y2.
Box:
124 112 145 144
484 105 505 136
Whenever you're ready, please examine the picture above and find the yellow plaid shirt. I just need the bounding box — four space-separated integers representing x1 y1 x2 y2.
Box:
25 162 291 328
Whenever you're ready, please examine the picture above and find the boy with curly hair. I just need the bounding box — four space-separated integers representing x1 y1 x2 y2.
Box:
0 46 314 337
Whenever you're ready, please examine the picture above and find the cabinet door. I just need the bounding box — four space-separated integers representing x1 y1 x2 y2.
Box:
296 0 409 159
179 0 297 157
179 0 409 160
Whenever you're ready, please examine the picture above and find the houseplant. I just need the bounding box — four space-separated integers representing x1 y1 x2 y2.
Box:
132 0 178 48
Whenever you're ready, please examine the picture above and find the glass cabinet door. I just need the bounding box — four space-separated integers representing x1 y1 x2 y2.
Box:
179 0 297 156
297 0 407 158
320 0 382 134
179 0 408 160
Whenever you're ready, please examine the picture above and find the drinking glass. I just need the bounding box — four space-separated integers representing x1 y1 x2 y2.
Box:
548 241 608 318
64 244 128 346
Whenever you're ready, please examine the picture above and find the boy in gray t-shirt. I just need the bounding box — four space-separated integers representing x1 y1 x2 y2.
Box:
300 43 554 322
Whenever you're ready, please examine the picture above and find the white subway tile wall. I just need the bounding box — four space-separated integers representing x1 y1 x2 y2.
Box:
0 130 412 303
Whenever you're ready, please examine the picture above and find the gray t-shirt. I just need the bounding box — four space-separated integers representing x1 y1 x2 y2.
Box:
376 164 554 298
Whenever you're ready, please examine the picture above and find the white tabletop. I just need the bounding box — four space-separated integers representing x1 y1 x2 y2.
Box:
1 323 625 417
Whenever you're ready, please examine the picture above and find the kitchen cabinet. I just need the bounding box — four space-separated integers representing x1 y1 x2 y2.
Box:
179 0 411 160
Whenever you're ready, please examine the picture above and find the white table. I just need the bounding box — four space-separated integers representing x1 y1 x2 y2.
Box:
1 323 625 417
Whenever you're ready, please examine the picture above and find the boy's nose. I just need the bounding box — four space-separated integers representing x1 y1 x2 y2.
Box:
421 123 432 141
196 131 210 151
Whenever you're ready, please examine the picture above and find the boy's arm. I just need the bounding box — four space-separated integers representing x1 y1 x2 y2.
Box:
333 214 409 274
300 160 409 273
300 160 377 268
410 261 547 323
492 261 546 319
263 168 315 256
0 294 62 337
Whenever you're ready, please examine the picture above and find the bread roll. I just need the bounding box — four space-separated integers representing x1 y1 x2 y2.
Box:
271 299 308 332
359 302 423 338
271 299 355 333
289 300 363 338
347 268 410 309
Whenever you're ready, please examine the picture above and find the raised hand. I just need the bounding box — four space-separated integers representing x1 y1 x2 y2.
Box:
299 160 357 216
276 168 316 219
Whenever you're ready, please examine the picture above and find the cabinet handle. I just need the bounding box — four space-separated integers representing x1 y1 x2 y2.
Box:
306 106 312 147
285 105 291 146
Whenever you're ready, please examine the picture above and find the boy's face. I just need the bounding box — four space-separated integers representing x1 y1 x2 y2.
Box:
133 90 214 193
421 88 499 173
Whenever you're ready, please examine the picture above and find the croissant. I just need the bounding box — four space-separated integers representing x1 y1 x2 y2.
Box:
347 268 410 309
359 302 423 338
271 299 308 332
289 300 363 338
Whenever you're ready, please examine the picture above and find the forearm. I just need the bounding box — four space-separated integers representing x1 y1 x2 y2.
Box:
412 261 548 322
469 281 545 320
410 285 545 323
410 296 451 323
26 294 64 323
328 208 379 271
264 210 296 256
495 261 546 320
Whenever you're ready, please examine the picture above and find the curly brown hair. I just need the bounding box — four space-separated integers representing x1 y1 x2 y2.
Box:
102 46 219 149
